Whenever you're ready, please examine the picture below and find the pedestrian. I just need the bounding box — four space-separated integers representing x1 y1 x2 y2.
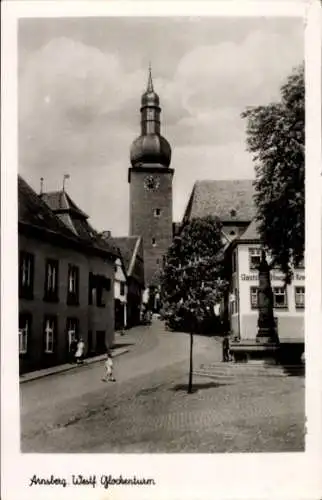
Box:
102 352 116 382
222 335 231 362
75 337 85 364
69 337 78 363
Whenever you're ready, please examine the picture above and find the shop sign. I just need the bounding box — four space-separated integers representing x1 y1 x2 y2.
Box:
240 272 305 282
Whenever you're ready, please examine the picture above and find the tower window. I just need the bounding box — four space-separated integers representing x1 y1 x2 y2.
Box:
152 238 156 247
154 208 161 217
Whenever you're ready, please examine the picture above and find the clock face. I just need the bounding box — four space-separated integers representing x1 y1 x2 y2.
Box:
144 175 160 191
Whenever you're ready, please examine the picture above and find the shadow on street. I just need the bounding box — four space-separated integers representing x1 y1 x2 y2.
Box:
170 381 230 393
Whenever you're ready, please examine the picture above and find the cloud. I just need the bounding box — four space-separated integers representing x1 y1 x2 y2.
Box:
18 20 303 236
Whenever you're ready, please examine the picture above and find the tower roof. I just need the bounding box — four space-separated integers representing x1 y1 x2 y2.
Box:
141 64 160 108
130 67 171 168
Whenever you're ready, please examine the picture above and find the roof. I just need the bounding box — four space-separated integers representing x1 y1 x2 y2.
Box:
41 189 118 257
18 176 76 239
40 191 88 218
19 176 118 259
183 179 256 223
112 236 141 271
238 219 260 241
112 236 144 285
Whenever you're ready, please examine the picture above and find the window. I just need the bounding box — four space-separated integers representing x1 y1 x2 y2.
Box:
154 208 161 217
89 273 110 307
67 264 79 305
120 282 125 296
152 238 156 247
67 317 79 348
44 259 59 301
44 316 56 353
19 252 34 299
249 248 261 270
297 257 305 269
19 313 31 354
273 287 288 309
250 287 259 309
295 286 305 309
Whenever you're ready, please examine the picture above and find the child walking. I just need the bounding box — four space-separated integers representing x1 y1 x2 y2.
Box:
102 352 116 382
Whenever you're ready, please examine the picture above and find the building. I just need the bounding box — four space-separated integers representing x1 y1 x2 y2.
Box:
112 236 145 328
128 68 174 289
182 179 305 342
113 255 128 331
19 176 118 373
182 179 255 243
226 220 305 342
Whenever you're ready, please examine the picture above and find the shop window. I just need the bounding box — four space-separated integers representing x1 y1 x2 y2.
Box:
67 264 79 305
249 248 261 270
273 287 288 309
295 286 305 309
44 316 57 353
250 287 259 309
19 252 34 299
19 313 31 354
44 259 59 302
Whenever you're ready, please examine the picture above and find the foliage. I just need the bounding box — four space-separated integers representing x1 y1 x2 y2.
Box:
160 215 228 333
242 64 304 283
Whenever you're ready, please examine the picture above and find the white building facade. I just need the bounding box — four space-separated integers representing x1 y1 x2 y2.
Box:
114 257 128 330
229 241 305 342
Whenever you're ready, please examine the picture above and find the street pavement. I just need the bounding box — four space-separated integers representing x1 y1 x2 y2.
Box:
20 320 305 453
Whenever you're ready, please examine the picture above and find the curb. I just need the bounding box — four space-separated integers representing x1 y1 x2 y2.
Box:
19 347 130 384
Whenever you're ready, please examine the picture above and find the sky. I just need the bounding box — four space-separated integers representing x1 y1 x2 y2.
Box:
19 16 303 236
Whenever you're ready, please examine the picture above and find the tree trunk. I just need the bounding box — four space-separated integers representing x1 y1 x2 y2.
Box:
188 331 193 393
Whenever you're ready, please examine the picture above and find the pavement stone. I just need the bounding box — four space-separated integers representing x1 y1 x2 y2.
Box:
20 320 305 453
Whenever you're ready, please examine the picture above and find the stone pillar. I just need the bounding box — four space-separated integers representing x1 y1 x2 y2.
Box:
257 250 279 343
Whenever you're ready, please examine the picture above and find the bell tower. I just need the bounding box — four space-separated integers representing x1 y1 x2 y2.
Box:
128 67 174 287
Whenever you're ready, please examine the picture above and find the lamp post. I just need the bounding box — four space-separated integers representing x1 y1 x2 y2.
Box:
257 249 279 343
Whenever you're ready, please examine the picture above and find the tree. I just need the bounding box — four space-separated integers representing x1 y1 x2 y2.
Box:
242 64 304 283
160 215 228 332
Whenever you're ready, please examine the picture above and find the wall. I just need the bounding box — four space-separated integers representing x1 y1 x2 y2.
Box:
19 233 115 373
129 168 173 285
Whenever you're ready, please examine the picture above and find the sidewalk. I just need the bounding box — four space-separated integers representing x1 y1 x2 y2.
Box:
19 335 130 384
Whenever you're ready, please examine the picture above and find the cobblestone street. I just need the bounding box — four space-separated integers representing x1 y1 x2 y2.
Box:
20 320 305 453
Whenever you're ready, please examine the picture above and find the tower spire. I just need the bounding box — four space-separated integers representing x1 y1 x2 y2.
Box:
147 62 154 92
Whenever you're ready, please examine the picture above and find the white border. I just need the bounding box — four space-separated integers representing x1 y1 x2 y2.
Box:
1 2 322 499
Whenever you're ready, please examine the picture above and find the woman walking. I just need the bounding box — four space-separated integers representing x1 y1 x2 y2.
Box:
75 337 85 364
